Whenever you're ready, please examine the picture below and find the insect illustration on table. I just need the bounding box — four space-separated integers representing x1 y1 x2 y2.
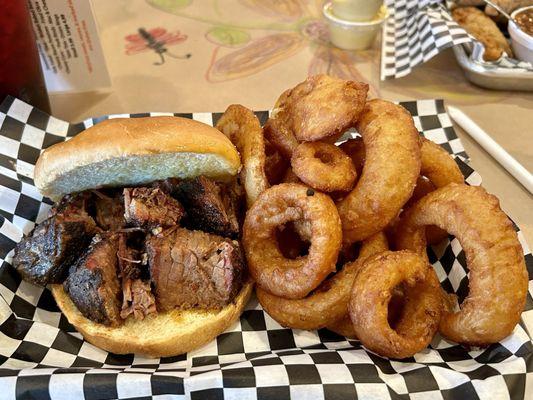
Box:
146 0 378 94
124 27 191 65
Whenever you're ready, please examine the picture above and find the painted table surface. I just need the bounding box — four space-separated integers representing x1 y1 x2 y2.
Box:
49 0 533 245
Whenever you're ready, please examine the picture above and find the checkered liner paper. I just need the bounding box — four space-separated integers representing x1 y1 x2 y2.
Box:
0 96 531 400
381 0 533 80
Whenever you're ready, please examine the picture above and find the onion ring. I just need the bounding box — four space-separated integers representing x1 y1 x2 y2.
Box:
405 177 448 245
291 142 357 192
275 222 310 260
337 99 421 244
216 104 269 207
256 232 387 329
242 183 342 299
348 250 443 359
263 115 299 160
420 138 464 189
395 183 528 346
329 283 409 340
405 176 436 209
405 139 464 244
280 169 311 241
264 137 289 185
339 137 365 176
264 75 368 155
282 167 302 184
327 314 357 338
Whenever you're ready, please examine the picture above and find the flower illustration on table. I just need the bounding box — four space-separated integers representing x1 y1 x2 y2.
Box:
124 27 191 65
146 0 379 94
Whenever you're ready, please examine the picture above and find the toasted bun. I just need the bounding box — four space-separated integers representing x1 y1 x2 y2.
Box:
35 116 241 200
51 281 253 357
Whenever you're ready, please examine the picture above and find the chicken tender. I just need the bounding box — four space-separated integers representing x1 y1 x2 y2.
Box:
484 0 533 17
452 6 513 60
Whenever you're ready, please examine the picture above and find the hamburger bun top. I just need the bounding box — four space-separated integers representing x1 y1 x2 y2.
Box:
35 116 241 199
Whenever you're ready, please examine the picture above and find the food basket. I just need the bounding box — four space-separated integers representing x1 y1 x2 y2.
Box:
381 0 533 90
0 96 531 399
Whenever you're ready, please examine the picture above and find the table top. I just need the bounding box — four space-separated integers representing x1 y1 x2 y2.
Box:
49 0 532 246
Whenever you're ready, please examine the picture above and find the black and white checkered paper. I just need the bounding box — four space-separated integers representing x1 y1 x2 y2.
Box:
381 0 533 80
0 96 531 399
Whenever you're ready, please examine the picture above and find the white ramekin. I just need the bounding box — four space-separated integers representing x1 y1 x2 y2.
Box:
509 6 533 64
331 0 383 22
323 2 389 51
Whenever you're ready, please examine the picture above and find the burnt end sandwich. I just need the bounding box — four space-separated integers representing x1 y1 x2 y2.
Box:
12 116 253 357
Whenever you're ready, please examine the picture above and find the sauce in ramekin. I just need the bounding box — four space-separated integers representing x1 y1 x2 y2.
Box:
515 8 533 36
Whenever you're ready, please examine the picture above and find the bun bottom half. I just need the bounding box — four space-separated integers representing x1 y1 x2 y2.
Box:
51 281 254 357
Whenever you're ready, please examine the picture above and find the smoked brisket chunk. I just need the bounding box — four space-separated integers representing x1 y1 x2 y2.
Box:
124 187 184 229
13 198 98 286
147 227 245 311
63 234 122 326
150 178 181 196
175 177 239 238
94 191 125 231
117 234 157 320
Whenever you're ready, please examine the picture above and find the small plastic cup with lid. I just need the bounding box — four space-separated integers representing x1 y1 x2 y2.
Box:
323 2 389 51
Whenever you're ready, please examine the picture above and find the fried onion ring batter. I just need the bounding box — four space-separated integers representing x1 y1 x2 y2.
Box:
264 137 289 185
395 183 528 346
264 114 299 159
339 137 365 176
349 250 443 359
216 104 269 207
291 142 357 192
420 138 464 189
263 75 368 157
257 232 388 330
243 183 342 299
337 99 421 244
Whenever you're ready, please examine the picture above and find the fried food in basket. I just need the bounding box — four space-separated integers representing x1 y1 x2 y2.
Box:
216 104 269 207
484 0 533 17
346 136 464 246
264 137 289 185
455 0 533 17
236 75 528 360
401 138 465 245
256 232 387 330
243 183 342 299
336 99 421 245
264 74 368 157
349 251 443 359
452 6 514 60
339 137 365 176
395 183 528 346
291 142 357 192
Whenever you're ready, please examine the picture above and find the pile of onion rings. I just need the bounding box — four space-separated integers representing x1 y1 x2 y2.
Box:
227 75 528 360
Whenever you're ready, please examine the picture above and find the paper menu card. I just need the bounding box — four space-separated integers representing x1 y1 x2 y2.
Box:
28 0 111 93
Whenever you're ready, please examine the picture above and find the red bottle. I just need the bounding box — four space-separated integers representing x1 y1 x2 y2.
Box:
0 0 51 113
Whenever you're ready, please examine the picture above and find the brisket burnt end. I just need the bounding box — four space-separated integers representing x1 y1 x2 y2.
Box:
13 203 98 286
150 178 181 196
94 191 125 231
147 227 244 311
63 234 122 326
175 177 239 238
124 187 184 229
